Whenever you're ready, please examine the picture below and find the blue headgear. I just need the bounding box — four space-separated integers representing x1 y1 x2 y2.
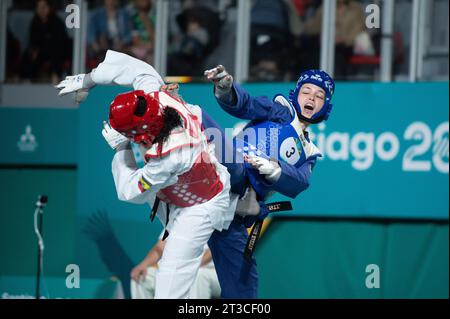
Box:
288 69 335 124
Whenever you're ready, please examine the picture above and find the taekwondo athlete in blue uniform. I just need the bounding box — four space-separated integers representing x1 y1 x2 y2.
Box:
202 65 335 298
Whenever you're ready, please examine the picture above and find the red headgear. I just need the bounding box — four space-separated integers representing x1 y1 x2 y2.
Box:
109 90 164 146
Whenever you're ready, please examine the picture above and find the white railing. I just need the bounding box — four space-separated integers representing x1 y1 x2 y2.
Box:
154 0 169 78
380 0 395 82
72 0 88 75
320 0 337 77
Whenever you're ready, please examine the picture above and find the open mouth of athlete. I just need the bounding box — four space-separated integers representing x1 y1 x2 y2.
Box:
304 103 314 111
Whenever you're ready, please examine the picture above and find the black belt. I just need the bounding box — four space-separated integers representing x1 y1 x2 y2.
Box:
150 197 170 241
150 197 160 222
162 205 170 241
244 201 292 261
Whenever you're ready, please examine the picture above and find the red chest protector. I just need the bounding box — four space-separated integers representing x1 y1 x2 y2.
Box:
156 151 223 207
144 92 223 207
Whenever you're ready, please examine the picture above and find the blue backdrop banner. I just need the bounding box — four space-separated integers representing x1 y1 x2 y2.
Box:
181 82 449 220
76 82 448 227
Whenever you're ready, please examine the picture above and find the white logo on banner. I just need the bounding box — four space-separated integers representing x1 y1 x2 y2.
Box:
17 125 38 152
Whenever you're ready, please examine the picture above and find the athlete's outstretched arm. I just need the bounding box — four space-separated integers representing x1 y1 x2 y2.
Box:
90 50 164 92
218 83 292 122
55 50 165 102
204 65 291 122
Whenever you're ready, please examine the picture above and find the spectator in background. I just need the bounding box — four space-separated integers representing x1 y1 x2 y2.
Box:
249 0 292 81
280 0 320 80
291 0 321 20
167 1 222 76
127 0 156 65
6 27 21 83
88 0 132 65
20 0 71 84
301 0 365 79
130 233 221 299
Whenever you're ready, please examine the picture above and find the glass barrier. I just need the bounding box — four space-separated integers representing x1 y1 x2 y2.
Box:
392 0 413 81
393 0 449 81
248 0 323 82
335 0 379 81
2 0 448 85
422 0 448 80
165 0 236 82
6 0 74 84
85 0 151 70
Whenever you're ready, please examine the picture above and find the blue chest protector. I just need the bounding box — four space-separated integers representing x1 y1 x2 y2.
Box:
233 95 322 200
